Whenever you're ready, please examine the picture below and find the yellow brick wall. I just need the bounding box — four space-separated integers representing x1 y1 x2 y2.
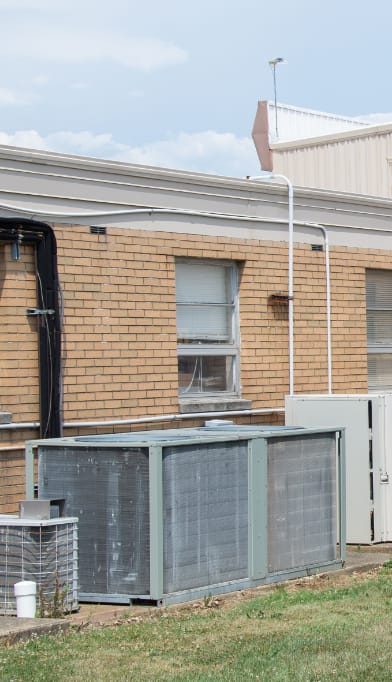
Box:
0 243 39 423
1 222 391 511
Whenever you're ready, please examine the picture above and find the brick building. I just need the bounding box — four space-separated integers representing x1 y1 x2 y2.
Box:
1 145 392 511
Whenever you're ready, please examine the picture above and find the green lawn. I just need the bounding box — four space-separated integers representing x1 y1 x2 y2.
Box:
2 564 392 681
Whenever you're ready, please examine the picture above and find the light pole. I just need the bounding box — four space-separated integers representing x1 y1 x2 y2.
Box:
268 57 286 139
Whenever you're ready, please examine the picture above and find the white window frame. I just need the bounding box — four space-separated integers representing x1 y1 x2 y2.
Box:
366 269 392 392
176 258 240 400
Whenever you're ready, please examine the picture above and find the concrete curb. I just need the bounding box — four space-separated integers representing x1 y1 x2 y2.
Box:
0 617 70 646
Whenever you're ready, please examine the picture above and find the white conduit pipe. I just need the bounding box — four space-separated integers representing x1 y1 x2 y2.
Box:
0 408 284 431
247 174 294 394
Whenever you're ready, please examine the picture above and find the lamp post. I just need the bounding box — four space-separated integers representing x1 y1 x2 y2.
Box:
268 57 286 139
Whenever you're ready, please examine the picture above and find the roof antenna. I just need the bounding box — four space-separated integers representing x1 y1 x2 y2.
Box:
268 57 287 139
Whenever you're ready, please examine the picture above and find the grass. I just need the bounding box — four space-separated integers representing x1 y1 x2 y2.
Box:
2 565 392 681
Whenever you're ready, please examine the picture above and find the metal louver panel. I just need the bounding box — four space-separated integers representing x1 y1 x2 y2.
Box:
38 446 150 596
268 434 337 573
162 441 248 593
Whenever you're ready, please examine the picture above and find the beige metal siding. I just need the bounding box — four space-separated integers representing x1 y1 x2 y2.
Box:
273 131 392 198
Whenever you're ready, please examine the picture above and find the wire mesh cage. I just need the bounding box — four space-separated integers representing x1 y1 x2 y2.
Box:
0 516 78 615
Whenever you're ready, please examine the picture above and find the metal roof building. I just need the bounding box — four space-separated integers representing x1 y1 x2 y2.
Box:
252 101 392 198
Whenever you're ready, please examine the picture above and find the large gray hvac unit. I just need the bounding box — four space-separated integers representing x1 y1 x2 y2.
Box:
0 515 78 615
26 425 345 605
286 393 392 544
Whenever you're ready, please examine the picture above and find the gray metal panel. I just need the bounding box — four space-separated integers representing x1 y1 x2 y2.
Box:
38 445 150 596
286 396 372 544
248 438 268 579
162 441 248 593
268 433 337 572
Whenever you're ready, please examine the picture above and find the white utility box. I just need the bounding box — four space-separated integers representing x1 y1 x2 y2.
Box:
286 393 392 544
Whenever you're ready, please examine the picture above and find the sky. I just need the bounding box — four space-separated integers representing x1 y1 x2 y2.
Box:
0 0 392 178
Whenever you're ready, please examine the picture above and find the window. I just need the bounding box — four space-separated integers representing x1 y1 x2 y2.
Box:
366 269 392 391
175 259 239 398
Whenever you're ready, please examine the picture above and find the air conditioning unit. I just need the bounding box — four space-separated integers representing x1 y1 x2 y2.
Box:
286 393 392 544
27 425 344 606
0 515 78 614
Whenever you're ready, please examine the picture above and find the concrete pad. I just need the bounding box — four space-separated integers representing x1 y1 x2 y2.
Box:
0 616 69 646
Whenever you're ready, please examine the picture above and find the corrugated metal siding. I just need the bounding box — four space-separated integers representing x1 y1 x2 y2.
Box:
273 131 392 197
268 102 370 144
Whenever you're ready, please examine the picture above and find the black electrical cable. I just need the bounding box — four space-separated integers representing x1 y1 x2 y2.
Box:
0 218 62 438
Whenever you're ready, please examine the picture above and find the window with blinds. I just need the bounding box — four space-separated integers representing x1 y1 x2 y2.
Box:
175 259 239 397
366 269 392 391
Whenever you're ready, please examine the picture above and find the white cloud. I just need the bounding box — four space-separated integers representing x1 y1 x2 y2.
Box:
31 75 49 87
119 131 256 176
359 113 392 125
0 129 259 177
0 88 31 106
0 23 188 72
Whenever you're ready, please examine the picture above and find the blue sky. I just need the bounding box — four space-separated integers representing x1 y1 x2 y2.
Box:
0 0 391 177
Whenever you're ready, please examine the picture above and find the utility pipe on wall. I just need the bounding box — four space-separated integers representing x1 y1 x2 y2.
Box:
247 174 294 394
0 408 285 432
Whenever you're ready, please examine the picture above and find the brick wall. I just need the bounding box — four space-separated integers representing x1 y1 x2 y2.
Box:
0 242 39 423
0 223 390 511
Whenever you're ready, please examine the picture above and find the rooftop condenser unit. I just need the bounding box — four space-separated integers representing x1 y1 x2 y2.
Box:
25 425 345 606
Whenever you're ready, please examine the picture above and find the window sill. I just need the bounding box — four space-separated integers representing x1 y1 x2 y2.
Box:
178 399 252 415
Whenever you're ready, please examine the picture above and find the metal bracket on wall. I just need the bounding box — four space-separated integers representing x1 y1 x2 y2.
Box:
26 308 55 316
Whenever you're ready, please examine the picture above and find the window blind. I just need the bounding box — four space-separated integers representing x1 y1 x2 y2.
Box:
176 262 233 341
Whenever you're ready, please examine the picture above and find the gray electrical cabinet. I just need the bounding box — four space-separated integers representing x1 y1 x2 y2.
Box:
286 393 392 544
25 425 345 605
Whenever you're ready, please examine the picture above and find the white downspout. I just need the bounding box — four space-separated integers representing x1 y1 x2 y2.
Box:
247 174 294 394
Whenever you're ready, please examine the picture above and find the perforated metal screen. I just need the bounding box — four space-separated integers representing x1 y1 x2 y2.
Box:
268 433 337 573
39 446 150 596
162 441 248 593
